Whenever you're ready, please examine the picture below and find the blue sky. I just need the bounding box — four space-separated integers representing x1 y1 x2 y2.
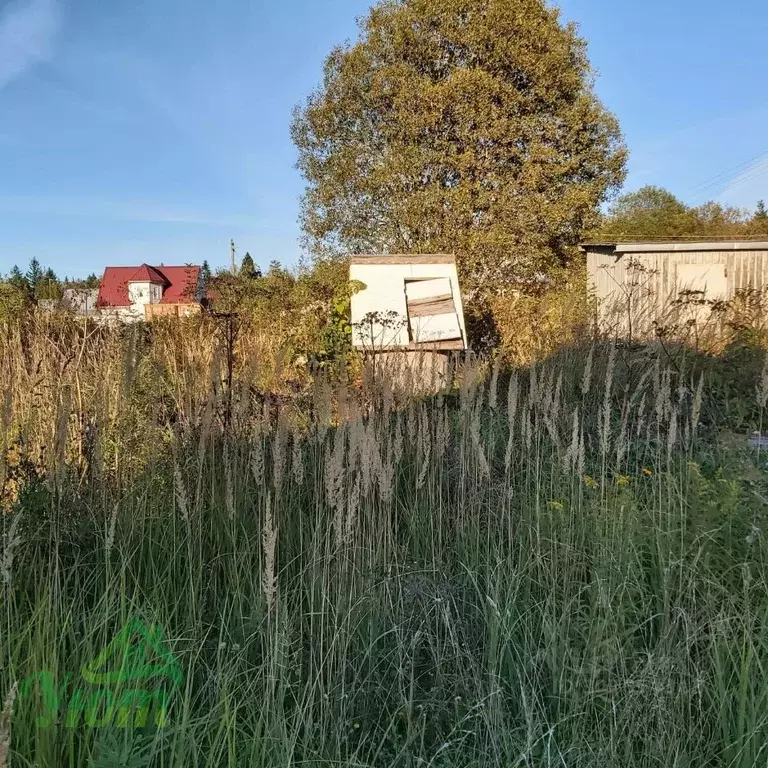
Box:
1 0 767 279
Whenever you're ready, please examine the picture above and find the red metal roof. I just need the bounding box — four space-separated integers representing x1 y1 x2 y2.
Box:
158 266 201 304
97 265 201 308
128 264 169 285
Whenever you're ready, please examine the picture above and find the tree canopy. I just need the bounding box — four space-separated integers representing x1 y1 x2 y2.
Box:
25 258 43 293
36 268 62 300
293 0 626 294
1 260 67 311
597 186 768 240
7 266 28 292
240 252 262 280
206 258 358 374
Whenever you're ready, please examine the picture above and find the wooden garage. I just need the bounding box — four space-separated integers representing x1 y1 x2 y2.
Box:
582 240 768 337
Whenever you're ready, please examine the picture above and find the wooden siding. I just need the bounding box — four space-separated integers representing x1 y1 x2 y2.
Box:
407 296 455 317
586 245 768 336
357 340 465 351
145 303 202 320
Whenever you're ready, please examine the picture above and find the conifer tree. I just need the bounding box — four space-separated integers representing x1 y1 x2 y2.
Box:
25 258 43 293
240 252 261 279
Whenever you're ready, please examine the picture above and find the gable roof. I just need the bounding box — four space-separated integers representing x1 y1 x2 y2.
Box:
128 264 169 284
97 265 201 308
158 266 201 304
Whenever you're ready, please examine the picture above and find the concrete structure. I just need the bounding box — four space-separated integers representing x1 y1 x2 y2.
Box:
583 240 768 336
350 255 467 351
96 264 203 322
62 288 99 316
37 288 99 316
350 255 467 392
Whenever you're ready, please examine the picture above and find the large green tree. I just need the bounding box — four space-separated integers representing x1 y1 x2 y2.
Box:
8 266 28 292
37 267 62 300
597 185 758 240
240 252 262 280
598 186 697 240
25 258 43 294
292 0 626 293
1 267 32 321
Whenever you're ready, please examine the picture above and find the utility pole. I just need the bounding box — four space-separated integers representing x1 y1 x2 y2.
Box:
230 239 237 275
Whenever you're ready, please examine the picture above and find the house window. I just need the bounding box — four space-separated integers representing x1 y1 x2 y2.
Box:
404 278 463 344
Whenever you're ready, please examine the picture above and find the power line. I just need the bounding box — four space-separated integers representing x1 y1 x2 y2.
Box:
686 149 768 204
715 159 768 195
688 150 768 194
704 159 768 202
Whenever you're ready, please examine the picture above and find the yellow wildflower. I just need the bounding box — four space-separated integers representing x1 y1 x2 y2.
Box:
583 475 598 489
642 467 653 477
616 475 631 488
548 500 564 511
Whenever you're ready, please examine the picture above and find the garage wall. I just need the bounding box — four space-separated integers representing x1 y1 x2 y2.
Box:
586 245 768 336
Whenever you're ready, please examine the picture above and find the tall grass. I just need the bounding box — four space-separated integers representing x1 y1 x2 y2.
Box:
1 318 768 767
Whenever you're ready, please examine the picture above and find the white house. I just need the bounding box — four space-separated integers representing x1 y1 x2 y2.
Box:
96 264 203 322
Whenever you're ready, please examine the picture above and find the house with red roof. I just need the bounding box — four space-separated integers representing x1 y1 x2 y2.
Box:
96 264 204 321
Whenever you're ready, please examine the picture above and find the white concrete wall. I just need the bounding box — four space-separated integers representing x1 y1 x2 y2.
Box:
350 261 466 349
351 264 410 348
127 280 163 317
97 306 144 324
128 281 152 307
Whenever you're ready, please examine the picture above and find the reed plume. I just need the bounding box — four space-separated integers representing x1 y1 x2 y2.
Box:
0 681 18 768
261 492 277 614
